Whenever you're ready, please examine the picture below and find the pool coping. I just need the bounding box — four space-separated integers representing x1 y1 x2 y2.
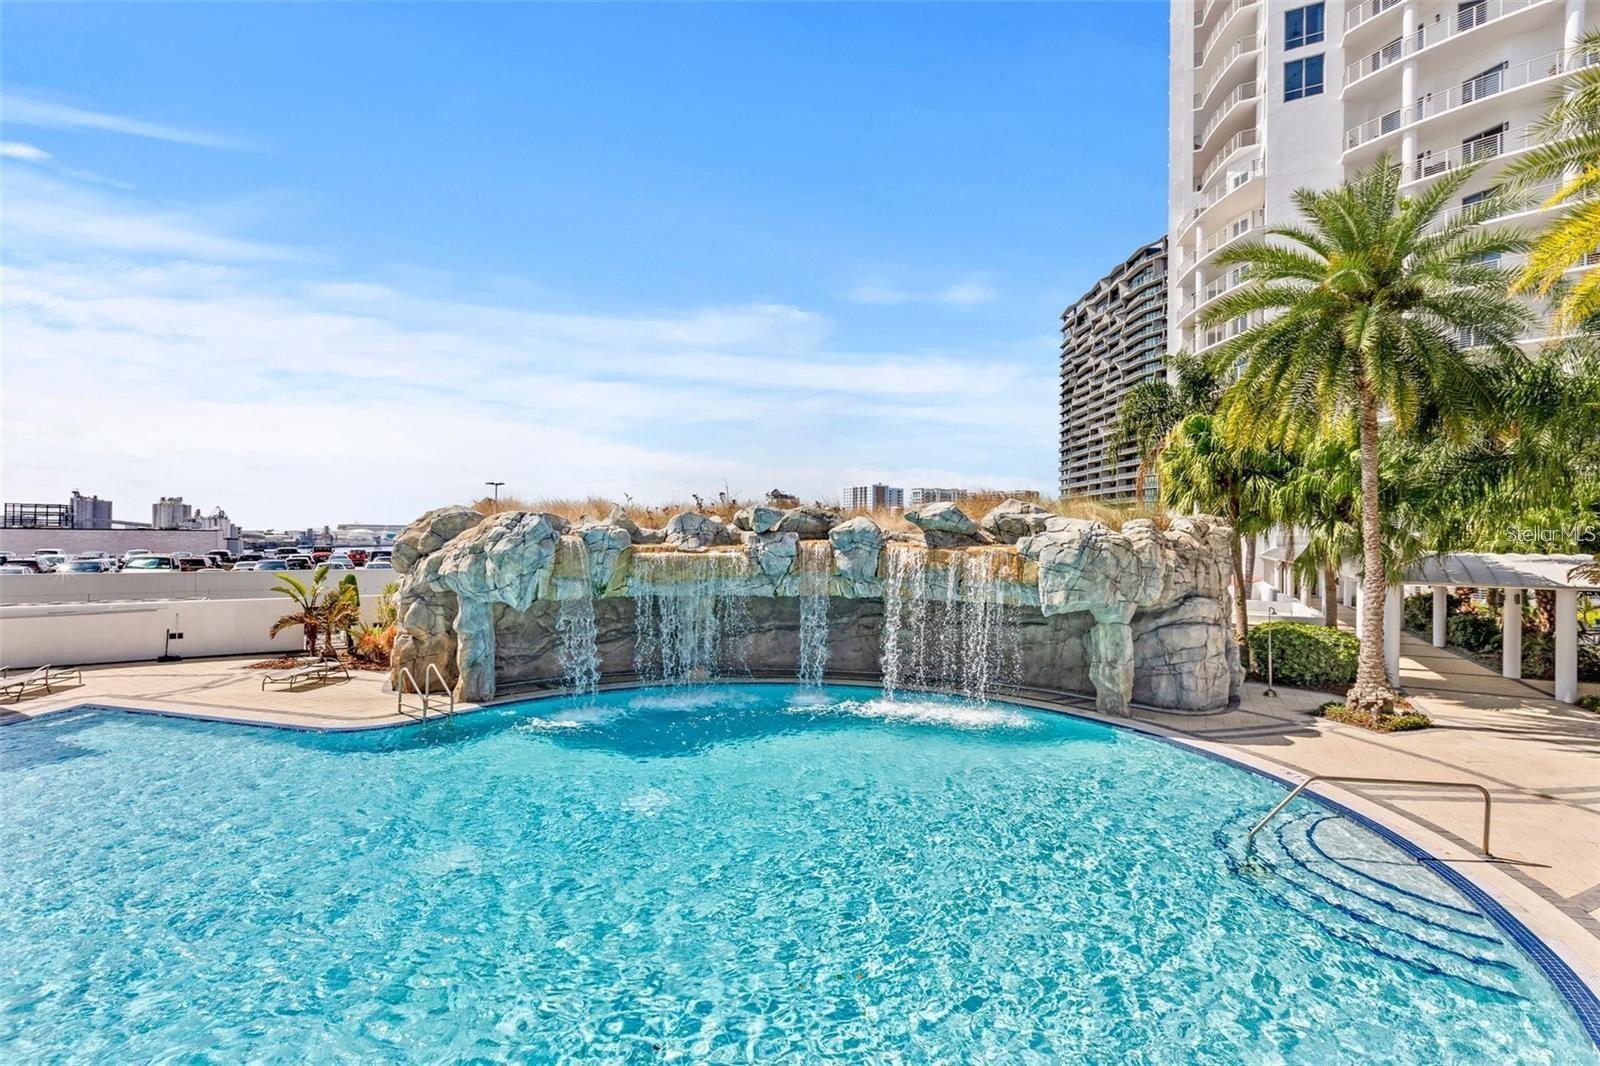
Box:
11 679 1600 1048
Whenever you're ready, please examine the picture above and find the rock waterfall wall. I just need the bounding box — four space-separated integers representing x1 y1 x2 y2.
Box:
388 500 1242 714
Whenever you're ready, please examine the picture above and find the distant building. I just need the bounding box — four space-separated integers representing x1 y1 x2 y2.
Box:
907 487 967 506
841 484 904 510
2 503 72 529
1059 236 1167 501
153 496 197 529
69 491 114 529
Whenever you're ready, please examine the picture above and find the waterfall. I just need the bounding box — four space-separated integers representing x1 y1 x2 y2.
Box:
879 544 1021 702
554 535 601 695
629 550 754 684
796 540 831 686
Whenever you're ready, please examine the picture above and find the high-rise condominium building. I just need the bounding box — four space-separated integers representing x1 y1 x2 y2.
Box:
1170 0 1595 359
841 484 905 510
1059 237 1168 501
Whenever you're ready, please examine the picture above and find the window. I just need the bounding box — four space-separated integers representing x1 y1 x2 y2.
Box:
1285 3 1325 49
1463 123 1508 163
1461 61 1507 104
1285 55 1325 101
1461 185 1500 207
1457 0 1489 32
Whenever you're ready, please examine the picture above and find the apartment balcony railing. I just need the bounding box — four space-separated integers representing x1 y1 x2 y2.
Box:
1192 158 1266 221
1198 129 1259 189
1346 35 1405 86
1408 125 1540 182
1185 267 1252 316
1195 0 1253 70
1199 311 1263 353
1430 182 1555 230
1345 0 1400 34
1201 209 1266 258
1196 81 1258 151
1193 35 1260 110
1345 47 1590 151
1412 0 1548 54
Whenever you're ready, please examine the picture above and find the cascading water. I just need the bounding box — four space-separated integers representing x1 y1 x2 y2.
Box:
879 543 1021 702
554 536 601 695
630 550 754 684
796 540 832 686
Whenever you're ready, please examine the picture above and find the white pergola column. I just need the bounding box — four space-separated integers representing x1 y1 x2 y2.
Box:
1554 589 1579 704
1502 591 1523 680
1384 585 1403 685
1432 586 1448 647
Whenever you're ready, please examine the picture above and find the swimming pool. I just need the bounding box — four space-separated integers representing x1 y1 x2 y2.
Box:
1 685 1594 1062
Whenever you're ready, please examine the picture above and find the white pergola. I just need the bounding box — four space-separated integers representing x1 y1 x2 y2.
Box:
1267 547 1596 704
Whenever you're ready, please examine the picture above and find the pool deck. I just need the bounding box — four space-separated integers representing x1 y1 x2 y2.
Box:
4 648 1598 996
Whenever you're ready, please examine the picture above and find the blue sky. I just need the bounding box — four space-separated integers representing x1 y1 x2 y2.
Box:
2 2 1168 527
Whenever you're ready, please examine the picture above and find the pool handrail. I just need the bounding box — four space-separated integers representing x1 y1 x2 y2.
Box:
1247 775 1493 857
396 663 455 721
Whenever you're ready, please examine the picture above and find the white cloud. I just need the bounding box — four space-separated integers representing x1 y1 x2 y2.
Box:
3 90 241 149
846 276 998 308
2 171 1054 526
0 141 51 161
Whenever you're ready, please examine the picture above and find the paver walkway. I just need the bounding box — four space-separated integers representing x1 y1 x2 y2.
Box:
4 649 1598 983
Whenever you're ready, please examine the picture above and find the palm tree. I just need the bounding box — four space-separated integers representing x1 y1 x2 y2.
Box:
1272 437 1359 627
1109 351 1221 501
1503 31 1600 331
1203 154 1531 713
268 565 332 656
1158 413 1284 645
321 581 362 659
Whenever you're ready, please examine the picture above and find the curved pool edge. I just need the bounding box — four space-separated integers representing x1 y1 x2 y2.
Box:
9 679 1600 1047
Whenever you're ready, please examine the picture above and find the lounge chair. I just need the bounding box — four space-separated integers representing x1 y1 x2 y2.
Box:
0 664 85 703
260 658 350 691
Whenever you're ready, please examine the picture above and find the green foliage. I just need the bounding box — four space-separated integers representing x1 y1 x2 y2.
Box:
1579 694 1600 713
1315 701 1432 732
1446 609 1502 654
1247 622 1359 689
378 581 400 627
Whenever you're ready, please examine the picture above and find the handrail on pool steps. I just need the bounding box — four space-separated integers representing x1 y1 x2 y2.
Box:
396 663 456 722
1248 775 1493 858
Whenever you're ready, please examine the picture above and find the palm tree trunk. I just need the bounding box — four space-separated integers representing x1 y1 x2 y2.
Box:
1323 564 1338 627
1349 385 1396 713
1243 534 1257 595
1228 496 1250 657
1133 460 1147 505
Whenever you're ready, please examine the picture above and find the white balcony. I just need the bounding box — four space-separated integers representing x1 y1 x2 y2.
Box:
1193 35 1260 111
1192 157 1266 220
1198 129 1259 190
1345 0 1400 34
1199 311 1263 354
1411 0 1551 54
1429 182 1556 231
1195 81 1259 153
1407 125 1542 183
1202 210 1265 258
1345 47 1590 152
1194 0 1255 71
1346 36 1405 87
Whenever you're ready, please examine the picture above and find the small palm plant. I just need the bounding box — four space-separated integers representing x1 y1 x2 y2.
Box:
1202 154 1531 713
1110 352 1222 501
268 565 332 656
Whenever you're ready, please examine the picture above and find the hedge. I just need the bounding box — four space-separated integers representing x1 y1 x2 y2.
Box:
1246 621 1358 690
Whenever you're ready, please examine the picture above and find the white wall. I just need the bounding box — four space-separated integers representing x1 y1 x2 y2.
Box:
0 527 234 557
0 567 394 606
0 571 397 670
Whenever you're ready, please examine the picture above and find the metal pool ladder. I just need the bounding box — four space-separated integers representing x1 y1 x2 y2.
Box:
396 663 455 722
1247 775 1493 858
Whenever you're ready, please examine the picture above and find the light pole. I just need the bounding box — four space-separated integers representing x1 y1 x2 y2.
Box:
1263 606 1278 698
485 481 504 502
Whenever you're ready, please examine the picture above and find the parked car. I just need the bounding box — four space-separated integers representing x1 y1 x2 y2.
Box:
346 549 369 566
238 551 265 563
285 555 313 570
0 564 37 576
322 558 354 570
121 549 153 565
206 550 235 566
230 560 258 571
255 559 289 571
124 555 178 571
32 551 67 572
57 559 113 573
363 559 393 570
176 556 216 571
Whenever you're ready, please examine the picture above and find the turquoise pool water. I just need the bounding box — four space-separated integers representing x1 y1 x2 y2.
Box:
0 685 1592 1062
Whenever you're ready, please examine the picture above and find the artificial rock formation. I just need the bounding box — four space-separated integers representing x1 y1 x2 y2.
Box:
391 502 1242 713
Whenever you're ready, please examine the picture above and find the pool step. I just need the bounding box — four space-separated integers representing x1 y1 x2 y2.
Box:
1221 811 1524 997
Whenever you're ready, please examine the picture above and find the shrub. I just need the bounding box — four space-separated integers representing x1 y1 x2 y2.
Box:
1446 609 1502 653
352 622 396 664
1247 622 1358 689
1579 694 1600 712
1315 701 1432 732
1403 591 1464 633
